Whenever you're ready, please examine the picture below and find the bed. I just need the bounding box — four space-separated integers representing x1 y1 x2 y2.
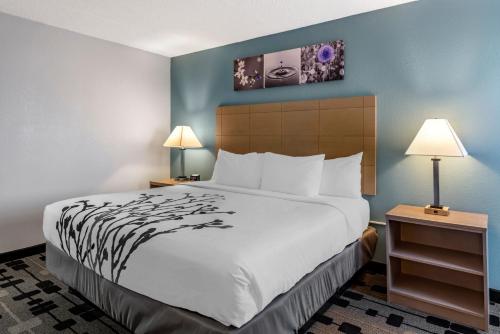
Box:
44 95 378 333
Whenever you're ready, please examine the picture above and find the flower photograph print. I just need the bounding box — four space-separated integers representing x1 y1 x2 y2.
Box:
264 48 300 88
233 39 345 91
233 55 264 90
300 40 345 84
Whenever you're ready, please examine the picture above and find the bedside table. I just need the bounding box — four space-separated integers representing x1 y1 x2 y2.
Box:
386 205 488 331
149 178 191 188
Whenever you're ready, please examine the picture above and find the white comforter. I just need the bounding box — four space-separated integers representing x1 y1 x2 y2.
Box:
43 181 369 327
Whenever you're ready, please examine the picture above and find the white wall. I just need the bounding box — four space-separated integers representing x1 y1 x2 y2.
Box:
0 12 171 253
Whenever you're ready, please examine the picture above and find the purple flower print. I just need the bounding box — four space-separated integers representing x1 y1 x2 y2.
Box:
317 44 335 63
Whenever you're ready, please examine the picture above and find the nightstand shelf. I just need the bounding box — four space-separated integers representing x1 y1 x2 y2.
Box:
386 205 488 331
391 273 484 317
390 241 483 276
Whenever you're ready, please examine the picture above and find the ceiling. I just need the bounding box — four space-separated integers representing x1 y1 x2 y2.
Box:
0 0 416 57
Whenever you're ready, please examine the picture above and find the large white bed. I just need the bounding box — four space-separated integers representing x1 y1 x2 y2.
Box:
44 95 378 333
43 181 369 328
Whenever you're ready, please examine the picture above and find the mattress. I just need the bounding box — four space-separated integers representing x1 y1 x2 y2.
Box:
43 181 369 327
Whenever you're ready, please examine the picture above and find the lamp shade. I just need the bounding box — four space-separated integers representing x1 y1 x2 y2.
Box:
163 126 202 149
406 119 467 157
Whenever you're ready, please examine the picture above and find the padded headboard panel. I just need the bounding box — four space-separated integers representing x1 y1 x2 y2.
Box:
215 96 377 195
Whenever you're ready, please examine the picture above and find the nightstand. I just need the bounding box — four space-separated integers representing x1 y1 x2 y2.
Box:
149 178 191 188
385 205 488 331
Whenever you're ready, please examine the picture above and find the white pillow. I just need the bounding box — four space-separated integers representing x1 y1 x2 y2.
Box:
213 150 262 189
210 150 222 181
319 152 363 198
260 152 325 196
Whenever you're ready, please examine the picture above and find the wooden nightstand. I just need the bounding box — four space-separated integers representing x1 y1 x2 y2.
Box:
385 205 488 331
149 178 191 188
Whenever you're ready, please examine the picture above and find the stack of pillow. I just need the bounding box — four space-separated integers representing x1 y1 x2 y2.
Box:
212 150 363 198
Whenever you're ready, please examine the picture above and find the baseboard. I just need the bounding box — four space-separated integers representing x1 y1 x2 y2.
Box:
0 243 46 263
369 220 386 226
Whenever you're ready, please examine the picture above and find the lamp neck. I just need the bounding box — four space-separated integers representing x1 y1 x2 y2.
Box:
179 148 186 178
431 157 441 208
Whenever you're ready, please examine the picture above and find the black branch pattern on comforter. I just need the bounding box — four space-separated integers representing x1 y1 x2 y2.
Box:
55 192 235 282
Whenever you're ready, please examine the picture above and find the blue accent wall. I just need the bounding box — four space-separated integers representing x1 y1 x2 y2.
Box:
171 0 500 288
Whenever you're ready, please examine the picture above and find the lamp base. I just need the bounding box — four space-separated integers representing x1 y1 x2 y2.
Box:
424 204 450 216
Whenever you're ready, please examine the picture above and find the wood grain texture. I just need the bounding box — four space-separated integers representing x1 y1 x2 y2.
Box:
362 166 376 195
390 284 485 330
282 100 319 112
320 96 364 109
150 178 191 188
220 135 249 153
218 105 249 114
250 102 281 113
221 113 249 136
385 205 489 331
400 258 484 290
399 222 483 255
251 136 282 153
319 108 363 136
386 204 488 231
250 112 281 136
283 110 319 135
283 135 319 156
216 114 221 136
216 95 377 195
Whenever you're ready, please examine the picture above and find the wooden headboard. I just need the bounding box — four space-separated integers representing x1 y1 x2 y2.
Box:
215 96 377 195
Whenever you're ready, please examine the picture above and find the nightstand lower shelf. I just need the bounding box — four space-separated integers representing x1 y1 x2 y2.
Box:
391 273 484 317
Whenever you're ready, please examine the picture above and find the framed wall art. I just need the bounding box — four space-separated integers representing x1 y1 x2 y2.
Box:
233 40 344 91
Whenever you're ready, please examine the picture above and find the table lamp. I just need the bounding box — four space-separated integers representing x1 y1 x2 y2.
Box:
405 119 468 216
163 126 202 180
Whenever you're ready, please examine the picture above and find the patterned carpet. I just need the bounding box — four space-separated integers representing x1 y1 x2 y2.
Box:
0 251 498 334
0 252 128 334
306 268 500 334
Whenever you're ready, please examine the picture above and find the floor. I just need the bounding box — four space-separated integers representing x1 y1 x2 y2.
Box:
306 266 499 334
0 252 127 334
0 252 498 334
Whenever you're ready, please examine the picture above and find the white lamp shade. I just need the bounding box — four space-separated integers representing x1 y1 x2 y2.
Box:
406 119 467 157
163 126 202 149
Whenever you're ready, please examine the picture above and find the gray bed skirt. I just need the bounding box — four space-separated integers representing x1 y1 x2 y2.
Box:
46 227 378 334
